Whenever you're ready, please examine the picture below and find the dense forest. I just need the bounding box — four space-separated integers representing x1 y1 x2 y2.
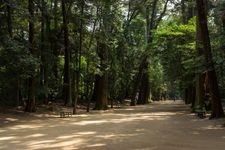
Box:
0 0 225 118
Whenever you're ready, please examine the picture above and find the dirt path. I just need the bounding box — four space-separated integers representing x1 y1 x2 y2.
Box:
1 100 225 150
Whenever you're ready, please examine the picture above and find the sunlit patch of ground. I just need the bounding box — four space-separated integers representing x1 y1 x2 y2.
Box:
0 100 225 150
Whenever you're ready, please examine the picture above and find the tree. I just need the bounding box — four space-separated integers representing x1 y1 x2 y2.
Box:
131 0 169 105
25 0 36 112
73 0 85 114
40 0 50 104
196 0 224 118
1 0 225 118
195 2 205 112
61 0 72 106
92 1 113 110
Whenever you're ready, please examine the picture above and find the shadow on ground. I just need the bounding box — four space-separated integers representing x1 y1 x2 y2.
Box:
0 100 225 150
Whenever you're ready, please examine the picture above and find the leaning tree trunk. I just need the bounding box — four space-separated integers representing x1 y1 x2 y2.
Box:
136 2 157 105
196 0 224 118
130 2 155 106
131 0 168 106
61 0 72 106
130 56 147 106
25 0 36 112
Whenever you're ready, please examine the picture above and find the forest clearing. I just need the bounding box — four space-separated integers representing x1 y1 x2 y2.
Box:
1 100 225 150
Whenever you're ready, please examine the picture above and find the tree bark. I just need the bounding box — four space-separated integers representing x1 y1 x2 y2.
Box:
40 0 49 104
53 0 59 79
25 0 36 112
86 10 98 112
44 14 50 104
195 74 205 110
93 74 108 110
6 2 22 106
132 1 157 105
130 56 147 106
93 42 108 110
196 0 224 118
194 1 206 112
131 0 169 106
73 0 84 114
92 1 111 110
191 85 196 109
137 69 150 104
185 85 196 106
61 0 72 106
130 2 156 106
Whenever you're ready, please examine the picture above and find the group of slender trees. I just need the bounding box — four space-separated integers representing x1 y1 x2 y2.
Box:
0 0 225 118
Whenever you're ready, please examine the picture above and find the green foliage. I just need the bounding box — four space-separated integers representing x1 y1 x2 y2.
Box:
153 17 196 97
210 1 225 97
148 58 165 100
1 0 225 108
0 37 39 105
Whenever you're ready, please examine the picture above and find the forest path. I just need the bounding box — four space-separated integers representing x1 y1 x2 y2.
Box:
1 100 225 150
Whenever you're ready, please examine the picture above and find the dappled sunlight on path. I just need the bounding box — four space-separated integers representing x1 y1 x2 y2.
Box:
0 100 225 150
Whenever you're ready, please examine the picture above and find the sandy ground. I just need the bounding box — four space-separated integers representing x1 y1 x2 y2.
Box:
0 100 225 150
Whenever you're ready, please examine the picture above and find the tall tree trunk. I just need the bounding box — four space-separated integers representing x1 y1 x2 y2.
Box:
130 2 155 106
93 42 108 110
137 67 150 104
194 1 205 112
53 0 59 79
40 0 48 104
196 0 224 118
25 0 36 112
191 85 196 109
92 1 111 110
6 2 21 106
86 15 97 112
185 85 196 105
40 0 45 86
61 0 72 106
135 1 157 105
184 88 188 104
40 0 50 104
86 80 94 112
44 14 50 104
195 74 205 110
92 74 108 110
73 0 84 114
182 0 195 109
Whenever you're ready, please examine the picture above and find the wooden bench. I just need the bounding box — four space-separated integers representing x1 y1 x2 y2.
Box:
60 112 72 118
